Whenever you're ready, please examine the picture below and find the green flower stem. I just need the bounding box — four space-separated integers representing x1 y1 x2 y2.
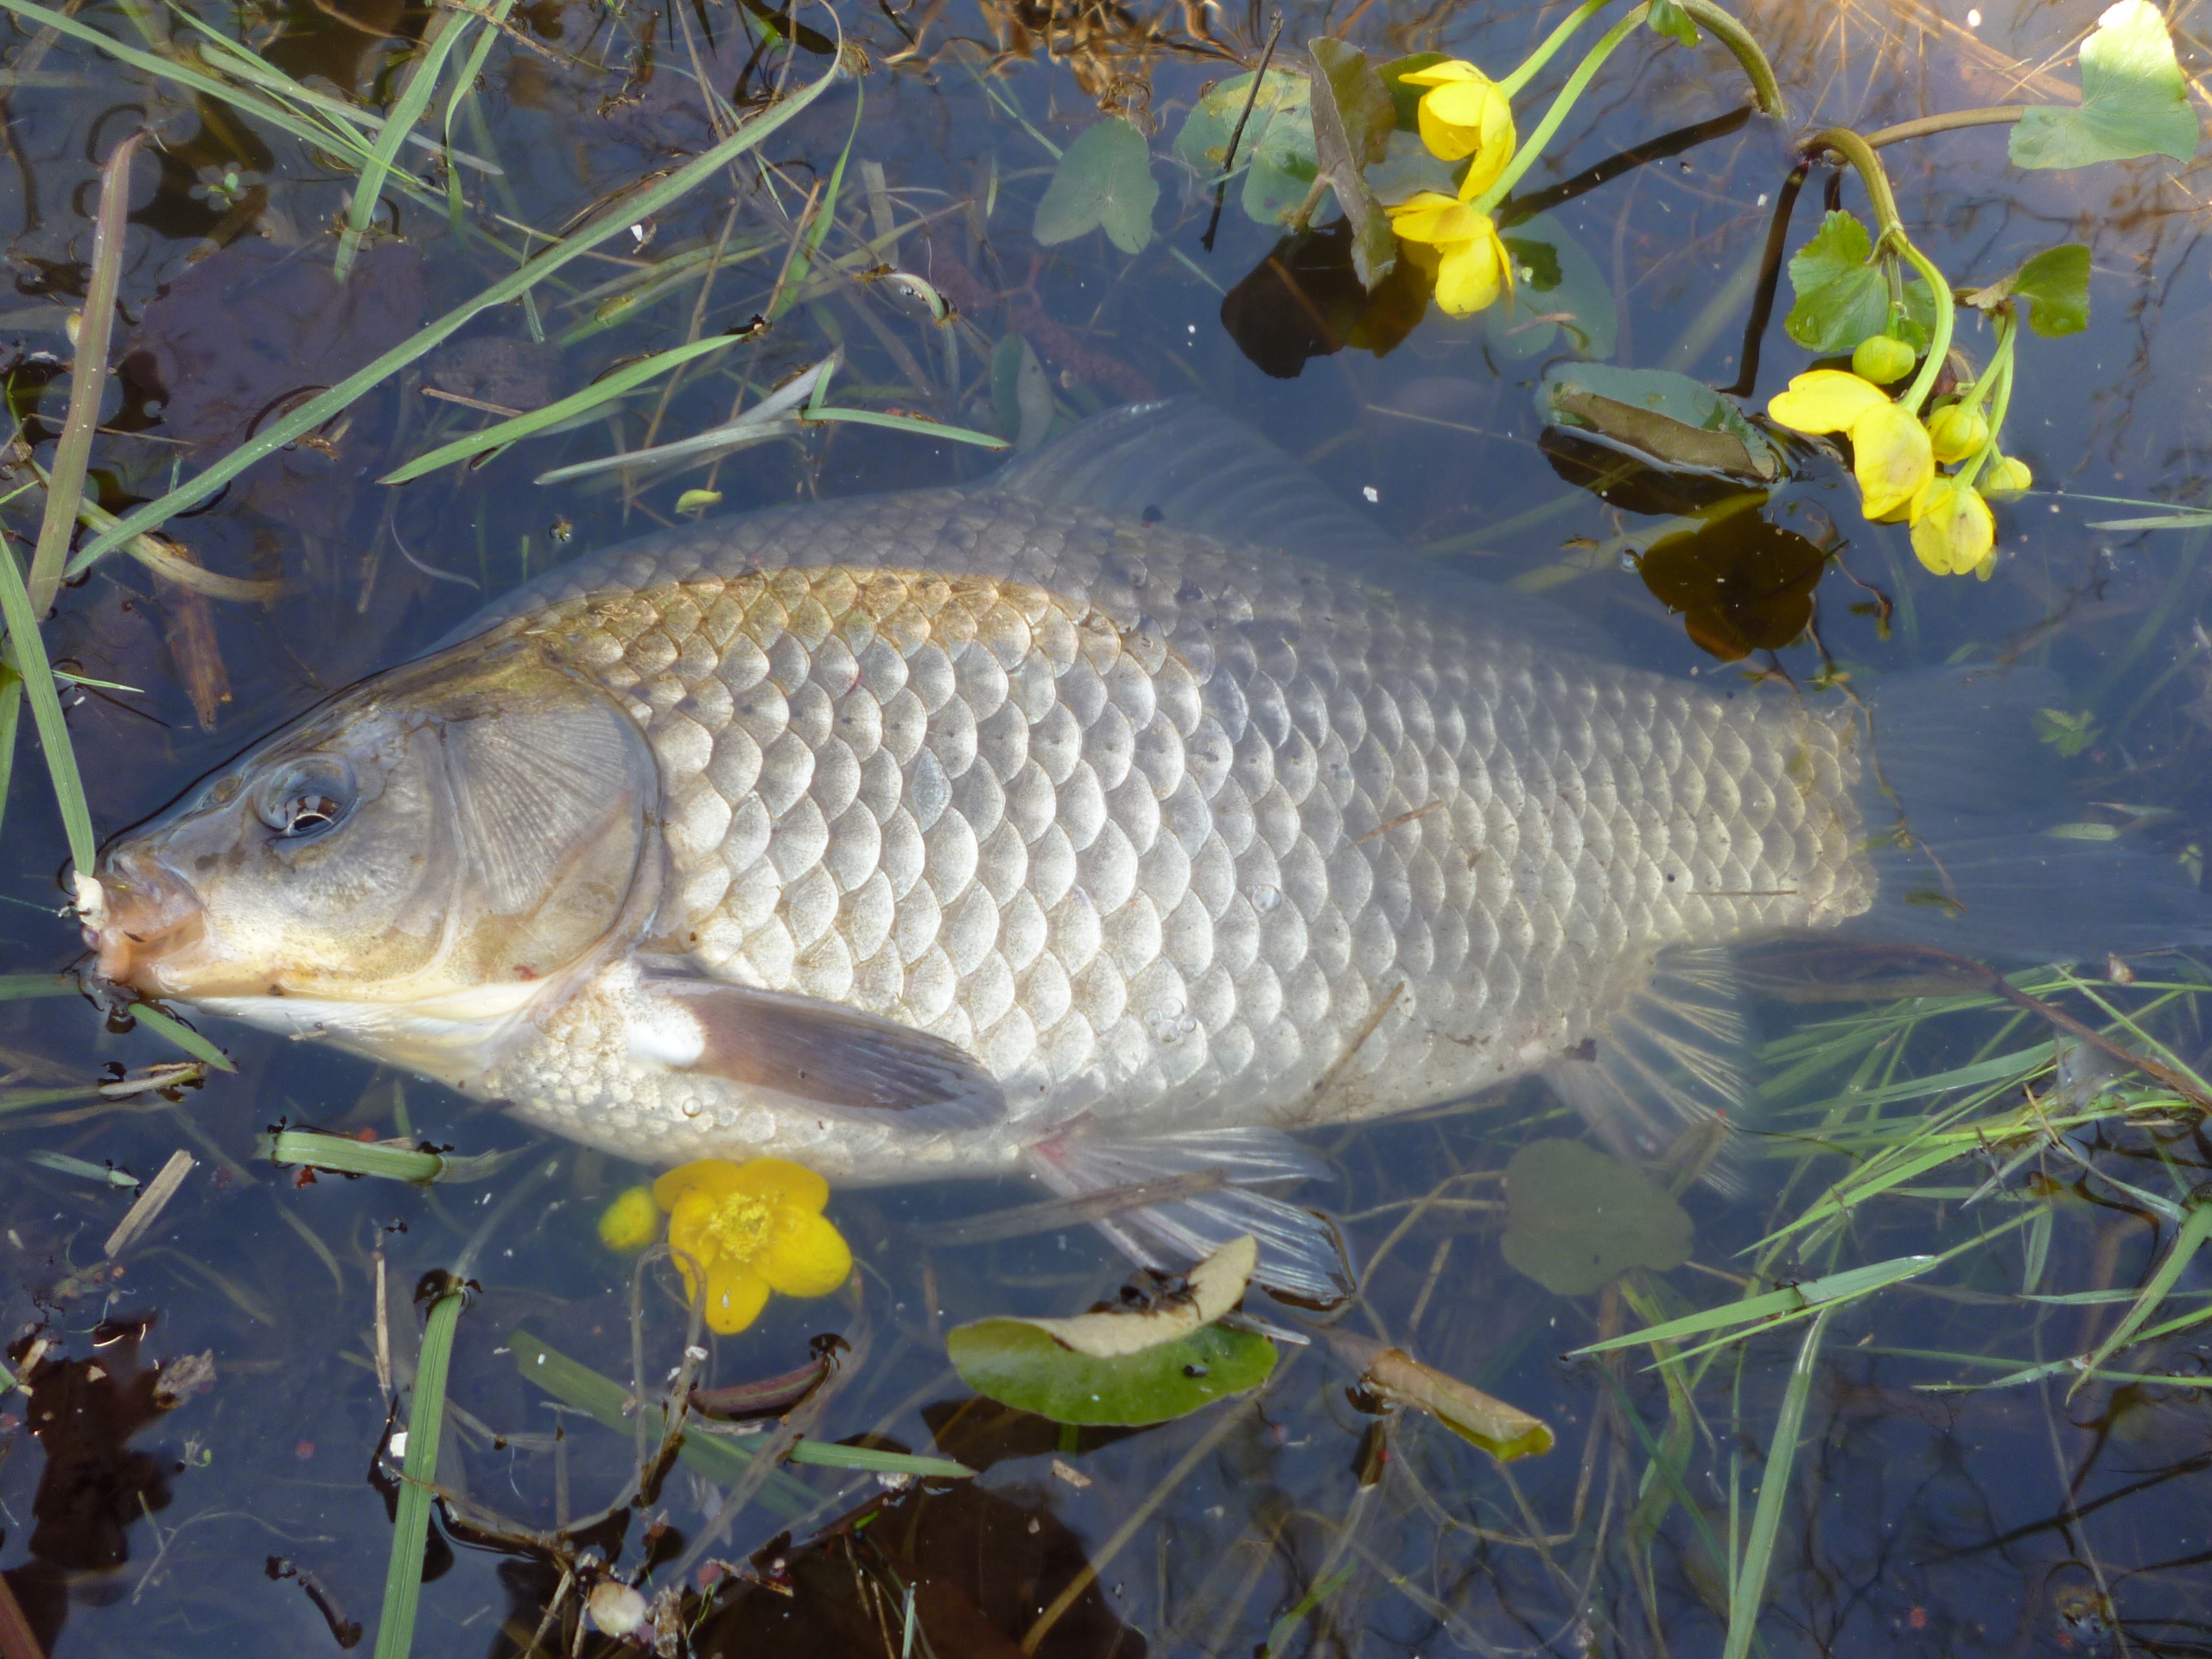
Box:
1957 315 2018 489
1497 0 1608 99
1472 4 1650 215
1676 0 1789 120
1805 126 1954 415
1861 106 2028 150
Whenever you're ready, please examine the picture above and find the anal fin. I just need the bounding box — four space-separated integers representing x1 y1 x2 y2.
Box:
1022 1125 1354 1306
1543 945 1751 1193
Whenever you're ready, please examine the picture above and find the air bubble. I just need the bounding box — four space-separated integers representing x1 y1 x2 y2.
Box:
679 1097 704 1119
1249 883 1282 913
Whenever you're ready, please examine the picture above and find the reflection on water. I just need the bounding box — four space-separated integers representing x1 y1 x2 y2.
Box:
4 0 2212 1654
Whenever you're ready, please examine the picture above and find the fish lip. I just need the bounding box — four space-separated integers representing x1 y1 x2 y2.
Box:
84 842 205 998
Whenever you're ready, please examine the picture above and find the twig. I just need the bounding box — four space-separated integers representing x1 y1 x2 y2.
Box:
1200 13 1282 253
103 1147 194 1259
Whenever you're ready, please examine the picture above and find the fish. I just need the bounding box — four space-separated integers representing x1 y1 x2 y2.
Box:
78 403 2208 1299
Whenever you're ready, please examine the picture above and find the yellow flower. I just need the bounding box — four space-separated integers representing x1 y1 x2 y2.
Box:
1401 60 1516 196
1388 193 1513 317
598 1185 661 1252
653 1158 852 1335
1910 475 1997 578
1925 403 1990 465
1983 454 2033 499
1766 371 1933 522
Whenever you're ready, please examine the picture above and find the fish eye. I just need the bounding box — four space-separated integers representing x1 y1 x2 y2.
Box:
256 758 357 840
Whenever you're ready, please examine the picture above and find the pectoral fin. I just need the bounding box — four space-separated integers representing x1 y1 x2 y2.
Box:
638 976 1005 1130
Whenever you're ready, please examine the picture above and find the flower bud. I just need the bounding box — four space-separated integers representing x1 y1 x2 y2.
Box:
1925 403 1990 465
1982 454 2033 499
1851 334 1916 385
596 1185 661 1252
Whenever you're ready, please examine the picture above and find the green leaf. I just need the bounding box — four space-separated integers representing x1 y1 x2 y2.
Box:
1375 52 1447 132
1035 117 1159 254
1783 210 1890 354
2014 243 2092 336
1493 214 1617 361
1238 79 1319 226
1648 0 1700 47
946 1317 1276 1427
127 1003 236 1072
2010 0 2200 168
2033 706 2100 757
1307 39 1397 289
1500 1139 1694 1296
1173 68 1307 177
785 1441 973 1478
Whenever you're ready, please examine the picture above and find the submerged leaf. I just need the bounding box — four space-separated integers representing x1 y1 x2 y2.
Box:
1491 213 1616 361
1035 118 1159 254
2010 0 2200 168
947 1318 1276 1427
1220 220 1428 378
1540 364 1781 485
1363 1347 1554 1460
1638 504 1828 661
1501 1138 1694 1295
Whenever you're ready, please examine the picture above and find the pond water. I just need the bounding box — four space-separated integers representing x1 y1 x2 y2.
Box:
3 0 2212 1653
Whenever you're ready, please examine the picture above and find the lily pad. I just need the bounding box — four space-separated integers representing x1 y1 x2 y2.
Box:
1501 1138 1694 1296
1035 118 1159 255
1539 364 1782 486
1491 213 1616 361
946 1318 1277 1427
1173 68 1317 229
2010 0 2200 168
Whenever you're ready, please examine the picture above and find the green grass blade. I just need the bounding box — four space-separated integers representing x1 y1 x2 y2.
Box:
1573 1255 1936 1355
0 671 20 849
28 130 136 613
67 59 841 578
802 407 1009 449
531 355 836 486
785 1440 973 1478
0 972 73 1000
258 1128 518 1182
381 332 744 483
372 1281 462 1659
2075 1197 2212 1388
1723 1306 1831 1659
127 1002 234 1071
335 2 498 279
768 77 861 325
0 546 95 880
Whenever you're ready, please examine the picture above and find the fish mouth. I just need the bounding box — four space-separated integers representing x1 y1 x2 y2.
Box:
81 843 206 999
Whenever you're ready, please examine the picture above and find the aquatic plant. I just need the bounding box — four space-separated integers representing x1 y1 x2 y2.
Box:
653 1158 853 1335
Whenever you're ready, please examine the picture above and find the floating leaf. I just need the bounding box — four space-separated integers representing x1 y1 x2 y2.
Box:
1638 504 1827 661
1491 213 1616 361
1783 211 1888 354
2014 244 2092 336
1539 364 1782 488
1363 128 1456 206
947 1317 1276 1427
1015 1236 1257 1357
1500 1138 1694 1296
1035 118 1159 254
1362 1347 1554 1460
1233 76 1319 226
1173 69 1309 185
2010 0 2199 168
1307 38 1397 289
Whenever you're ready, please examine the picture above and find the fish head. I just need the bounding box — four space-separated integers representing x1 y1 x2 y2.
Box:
84 633 661 1054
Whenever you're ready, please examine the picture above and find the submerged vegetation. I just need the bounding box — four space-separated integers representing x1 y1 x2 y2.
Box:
0 0 2210 1655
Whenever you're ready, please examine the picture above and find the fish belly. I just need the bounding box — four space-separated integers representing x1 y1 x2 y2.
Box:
494 491 1873 1181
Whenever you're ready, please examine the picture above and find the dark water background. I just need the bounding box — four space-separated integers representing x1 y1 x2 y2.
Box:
4 0 2212 1653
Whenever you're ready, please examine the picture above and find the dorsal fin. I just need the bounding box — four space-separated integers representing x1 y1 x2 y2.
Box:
982 397 1405 562
982 398 1618 660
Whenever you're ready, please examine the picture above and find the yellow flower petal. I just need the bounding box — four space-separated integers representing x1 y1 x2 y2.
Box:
1849 401 1935 521
665 1188 724 1293
702 1262 772 1334
758 1211 854 1298
653 1158 745 1211
1385 192 1476 246
1766 370 1889 436
596 1186 661 1253
1414 75 1516 191
726 1156 830 1212
1909 476 1995 576
1433 223 1510 316
1399 59 1483 86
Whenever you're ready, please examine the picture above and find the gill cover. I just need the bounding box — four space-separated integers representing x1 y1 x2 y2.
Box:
91 632 659 1015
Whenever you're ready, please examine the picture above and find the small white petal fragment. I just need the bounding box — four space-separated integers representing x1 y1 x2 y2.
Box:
1016 1234 1257 1358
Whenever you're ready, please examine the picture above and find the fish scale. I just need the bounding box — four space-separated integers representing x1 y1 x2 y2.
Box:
480 487 1874 1181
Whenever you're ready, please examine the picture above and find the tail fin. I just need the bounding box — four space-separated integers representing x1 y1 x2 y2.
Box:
1852 664 2212 961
